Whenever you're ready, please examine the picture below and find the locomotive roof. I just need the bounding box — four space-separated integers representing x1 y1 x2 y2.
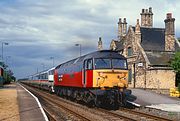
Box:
83 50 126 59
56 50 126 68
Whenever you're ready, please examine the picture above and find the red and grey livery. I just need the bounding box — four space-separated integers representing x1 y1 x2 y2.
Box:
24 50 136 109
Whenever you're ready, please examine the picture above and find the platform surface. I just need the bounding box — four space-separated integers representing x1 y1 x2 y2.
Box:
0 83 19 121
17 83 47 121
131 89 180 112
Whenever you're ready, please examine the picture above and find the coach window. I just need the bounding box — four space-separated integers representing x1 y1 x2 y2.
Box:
87 59 93 70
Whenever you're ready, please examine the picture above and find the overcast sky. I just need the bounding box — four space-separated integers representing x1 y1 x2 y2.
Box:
0 0 180 79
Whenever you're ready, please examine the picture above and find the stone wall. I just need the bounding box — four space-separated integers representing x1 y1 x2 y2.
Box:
146 69 176 89
128 68 176 89
128 62 146 88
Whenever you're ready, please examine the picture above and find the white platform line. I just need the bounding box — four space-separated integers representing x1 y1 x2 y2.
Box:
18 83 49 121
127 101 141 107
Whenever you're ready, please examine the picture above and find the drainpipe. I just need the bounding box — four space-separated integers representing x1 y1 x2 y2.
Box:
133 63 136 88
144 62 147 89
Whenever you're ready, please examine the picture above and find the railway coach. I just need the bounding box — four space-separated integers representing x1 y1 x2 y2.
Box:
26 67 55 92
54 50 136 108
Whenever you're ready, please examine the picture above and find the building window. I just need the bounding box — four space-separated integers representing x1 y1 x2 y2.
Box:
128 47 132 56
128 69 132 83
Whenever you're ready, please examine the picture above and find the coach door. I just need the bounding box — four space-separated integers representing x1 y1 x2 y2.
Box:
83 59 93 87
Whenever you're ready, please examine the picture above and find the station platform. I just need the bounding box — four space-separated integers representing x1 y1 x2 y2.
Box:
17 83 48 121
0 83 19 121
131 89 180 112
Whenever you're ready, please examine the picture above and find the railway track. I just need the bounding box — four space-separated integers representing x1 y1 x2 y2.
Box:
42 95 91 121
21 83 174 121
22 84 91 121
43 107 56 121
120 108 173 121
97 107 173 121
96 108 137 121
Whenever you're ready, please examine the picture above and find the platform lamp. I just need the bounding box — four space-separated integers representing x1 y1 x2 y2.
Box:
2 42 9 61
50 57 54 67
41 63 45 71
5 56 11 66
75 43 81 57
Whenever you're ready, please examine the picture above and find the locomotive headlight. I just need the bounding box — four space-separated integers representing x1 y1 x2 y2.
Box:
99 72 103 76
118 82 124 87
123 77 127 80
117 74 127 80
117 75 120 79
97 77 100 80
117 75 125 79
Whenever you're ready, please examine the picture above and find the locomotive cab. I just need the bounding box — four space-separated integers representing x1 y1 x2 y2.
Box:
83 57 128 90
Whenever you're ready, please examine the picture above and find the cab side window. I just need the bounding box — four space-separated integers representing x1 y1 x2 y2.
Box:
86 59 93 70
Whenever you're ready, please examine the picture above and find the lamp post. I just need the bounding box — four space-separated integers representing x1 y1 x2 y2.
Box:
41 63 45 71
50 57 54 67
5 56 11 65
37 68 39 73
75 44 81 57
2 42 9 61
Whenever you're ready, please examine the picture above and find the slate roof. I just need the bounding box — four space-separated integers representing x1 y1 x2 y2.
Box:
132 27 180 51
145 51 174 66
140 27 166 51
132 27 166 51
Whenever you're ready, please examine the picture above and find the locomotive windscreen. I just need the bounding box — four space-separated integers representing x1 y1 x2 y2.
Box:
94 58 127 69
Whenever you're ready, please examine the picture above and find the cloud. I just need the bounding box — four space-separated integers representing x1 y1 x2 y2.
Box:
0 0 179 78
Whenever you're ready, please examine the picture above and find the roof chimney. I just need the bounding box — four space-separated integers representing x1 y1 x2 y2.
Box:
98 37 103 50
123 18 127 35
140 7 153 28
164 13 175 51
164 13 175 35
149 7 152 13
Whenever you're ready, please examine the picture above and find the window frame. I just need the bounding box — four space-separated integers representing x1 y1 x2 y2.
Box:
86 59 93 70
127 47 133 56
94 58 128 70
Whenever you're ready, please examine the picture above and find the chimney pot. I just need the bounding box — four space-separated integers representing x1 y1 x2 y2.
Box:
167 13 172 19
118 18 122 24
123 18 126 23
137 19 139 24
149 7 152 13
142 9 145 13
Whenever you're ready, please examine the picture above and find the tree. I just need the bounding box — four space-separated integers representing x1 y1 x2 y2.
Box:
170 51 180 87
171 52 180 72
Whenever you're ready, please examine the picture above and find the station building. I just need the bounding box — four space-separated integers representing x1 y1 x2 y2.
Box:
109 7 180 90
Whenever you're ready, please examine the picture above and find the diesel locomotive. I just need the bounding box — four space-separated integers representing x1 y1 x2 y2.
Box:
54 50 135 108
25 50 136 109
